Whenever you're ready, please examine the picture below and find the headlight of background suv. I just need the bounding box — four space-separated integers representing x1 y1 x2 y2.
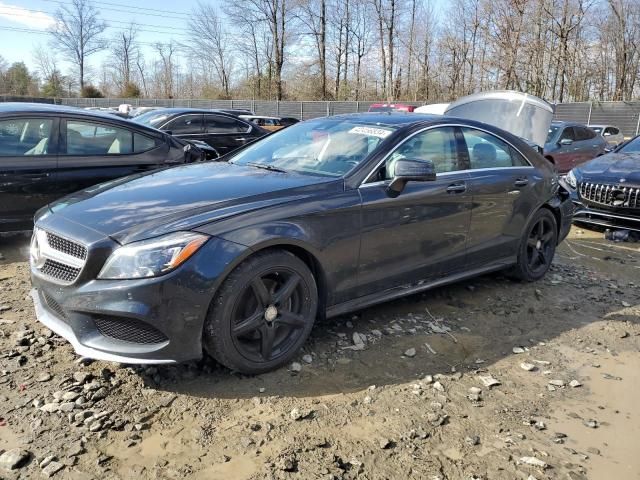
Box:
98 232 209 280
565 170 577 189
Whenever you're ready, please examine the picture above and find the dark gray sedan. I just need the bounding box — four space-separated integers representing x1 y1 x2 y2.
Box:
544 121 607 173
30 113 573 374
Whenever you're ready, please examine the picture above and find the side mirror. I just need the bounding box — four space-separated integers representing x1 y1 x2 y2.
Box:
387 158 436 197
559 138 573 146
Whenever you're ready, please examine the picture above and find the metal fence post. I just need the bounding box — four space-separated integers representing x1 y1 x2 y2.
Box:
587 101 593 125
635 110 640 136
326 102 330 117
300 102 304 120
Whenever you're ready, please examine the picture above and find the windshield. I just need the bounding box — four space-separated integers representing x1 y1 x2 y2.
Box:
590 127 603 134
546 125 560 143
132 110 171 128
229 119 396 177
617 136 640 153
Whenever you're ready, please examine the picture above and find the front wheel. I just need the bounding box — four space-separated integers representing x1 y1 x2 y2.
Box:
510 209 557 282
204 250 318 374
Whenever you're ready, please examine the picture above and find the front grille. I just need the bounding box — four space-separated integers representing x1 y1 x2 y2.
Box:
32 228 87 285
579 182 640 209
46 232 87 260
40 259 81 283
94 316 168 345
42 291 67 319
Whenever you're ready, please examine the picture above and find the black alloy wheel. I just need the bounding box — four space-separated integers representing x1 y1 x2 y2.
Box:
510 209 558 281
204 250 318 374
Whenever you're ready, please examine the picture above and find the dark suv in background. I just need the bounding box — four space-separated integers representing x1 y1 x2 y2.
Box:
132 108 268 157
544 121 607 173
0 103 204 233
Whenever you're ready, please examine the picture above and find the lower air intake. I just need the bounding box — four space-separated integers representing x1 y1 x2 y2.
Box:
94 316 168 345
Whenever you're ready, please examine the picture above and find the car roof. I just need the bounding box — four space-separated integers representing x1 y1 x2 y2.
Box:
551 120 587 127
587 124 614 128
0 102 164 136
240 115 279 120
320 112 441 127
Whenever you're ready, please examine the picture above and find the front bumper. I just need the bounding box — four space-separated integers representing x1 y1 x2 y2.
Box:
30 232 249 364
569 189 640 232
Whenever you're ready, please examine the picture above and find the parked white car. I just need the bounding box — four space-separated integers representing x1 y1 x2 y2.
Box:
588 124 624 148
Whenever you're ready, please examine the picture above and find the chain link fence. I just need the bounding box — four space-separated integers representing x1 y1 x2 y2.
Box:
3 96 640 137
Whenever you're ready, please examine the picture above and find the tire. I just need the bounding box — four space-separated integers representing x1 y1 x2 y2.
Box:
204 249 318 374
509 209 558 282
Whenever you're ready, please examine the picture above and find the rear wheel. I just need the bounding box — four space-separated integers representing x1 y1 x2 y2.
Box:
510 209 557 282
204 250 318 374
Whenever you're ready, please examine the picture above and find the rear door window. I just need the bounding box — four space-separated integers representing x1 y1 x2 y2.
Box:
66 120 134 155
166 114 203 134
461 127 529 168
204 115 251 134
133 133 159 153
559 127 576 142
0 118 54 156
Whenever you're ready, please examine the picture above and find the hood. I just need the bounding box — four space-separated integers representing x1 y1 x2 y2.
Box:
575 153 640 184
46 162 338 244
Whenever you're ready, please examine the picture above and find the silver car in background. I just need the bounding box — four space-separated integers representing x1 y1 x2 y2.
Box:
588 124 625 148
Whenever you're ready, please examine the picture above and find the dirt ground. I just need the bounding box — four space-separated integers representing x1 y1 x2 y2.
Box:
0 227 638 480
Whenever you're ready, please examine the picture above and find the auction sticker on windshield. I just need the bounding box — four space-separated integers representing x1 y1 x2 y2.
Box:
349 126 393 138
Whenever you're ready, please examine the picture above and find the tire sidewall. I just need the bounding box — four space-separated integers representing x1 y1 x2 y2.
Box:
205 251 318 374
517 209 558 281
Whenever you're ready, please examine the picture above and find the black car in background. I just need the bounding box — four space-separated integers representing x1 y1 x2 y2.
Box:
0 103 204 233
132 108 267 156
30 113 573 374
566 135 640 231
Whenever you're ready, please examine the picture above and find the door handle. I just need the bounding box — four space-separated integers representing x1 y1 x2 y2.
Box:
446 182 466 194
514 178 529 187
234 137 247 142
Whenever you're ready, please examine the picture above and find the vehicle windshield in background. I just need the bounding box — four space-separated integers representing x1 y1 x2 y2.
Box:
591 127 603 134
230 119 395 177
132 111 170 128
546 125 559 143
618 137 640 153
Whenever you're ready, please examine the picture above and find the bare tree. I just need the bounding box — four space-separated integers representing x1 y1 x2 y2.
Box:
186 3 234 98
109 24 139 95
49 0 106 91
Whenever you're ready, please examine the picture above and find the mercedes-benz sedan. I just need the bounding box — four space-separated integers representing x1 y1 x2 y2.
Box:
30 113 573 374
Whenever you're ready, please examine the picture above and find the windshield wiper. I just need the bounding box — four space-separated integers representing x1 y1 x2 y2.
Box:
245 162 288 173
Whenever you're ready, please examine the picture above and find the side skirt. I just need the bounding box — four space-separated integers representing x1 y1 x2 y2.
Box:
325 258 514 319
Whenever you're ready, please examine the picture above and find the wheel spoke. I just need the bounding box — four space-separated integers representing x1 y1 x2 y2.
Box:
232 310 264 337
273 274 300 306
527 237 538 248
260 325 276 361
541 231 554 243
251 278 271 307
277 310 306 328
537 250 547 267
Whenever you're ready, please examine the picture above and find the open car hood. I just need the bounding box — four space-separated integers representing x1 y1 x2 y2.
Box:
444 91 554 149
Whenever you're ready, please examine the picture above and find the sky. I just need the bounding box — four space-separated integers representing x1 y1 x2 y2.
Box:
0 0 448 79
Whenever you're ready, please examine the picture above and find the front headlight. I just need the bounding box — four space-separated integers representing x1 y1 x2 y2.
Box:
98 232 209 280
565 170 577 189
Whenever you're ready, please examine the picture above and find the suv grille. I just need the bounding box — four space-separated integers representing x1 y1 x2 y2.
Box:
46 232 87 260
579 182 640 209
94 316 168 345
40 259 82 284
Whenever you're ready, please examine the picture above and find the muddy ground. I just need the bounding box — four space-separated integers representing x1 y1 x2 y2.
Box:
0 227 638 480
